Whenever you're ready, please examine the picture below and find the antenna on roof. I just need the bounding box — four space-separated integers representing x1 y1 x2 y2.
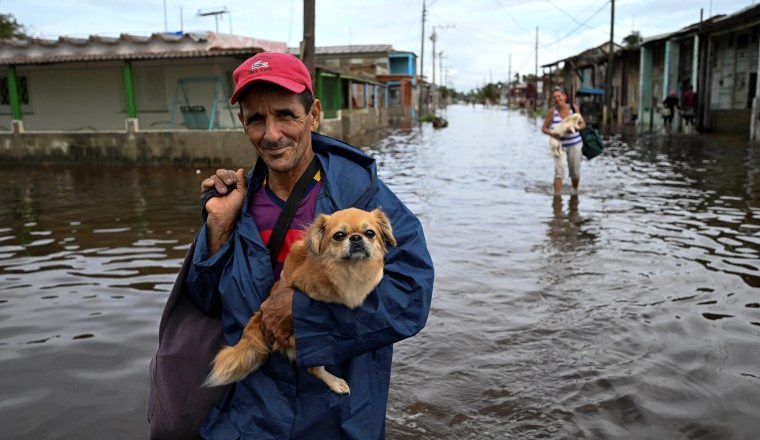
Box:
163 0 168 32
197 6 230 34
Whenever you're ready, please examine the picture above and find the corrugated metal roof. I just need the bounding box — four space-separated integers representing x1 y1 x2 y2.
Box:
542 42 621 68
0 32 288 65
288 45 415 57
315 45 394 55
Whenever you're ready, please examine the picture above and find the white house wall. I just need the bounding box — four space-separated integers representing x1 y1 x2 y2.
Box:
15 62 124 131
5 57 246 131
133 57 243 130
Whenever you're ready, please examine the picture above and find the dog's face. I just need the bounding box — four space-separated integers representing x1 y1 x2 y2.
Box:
306 208 396 262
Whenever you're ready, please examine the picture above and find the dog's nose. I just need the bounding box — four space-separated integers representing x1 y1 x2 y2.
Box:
349 234 362 243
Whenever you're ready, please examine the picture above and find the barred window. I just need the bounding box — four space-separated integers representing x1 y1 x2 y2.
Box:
1 76 30 105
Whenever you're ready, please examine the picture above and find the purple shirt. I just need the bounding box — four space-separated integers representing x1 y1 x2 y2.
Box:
249 172 321 281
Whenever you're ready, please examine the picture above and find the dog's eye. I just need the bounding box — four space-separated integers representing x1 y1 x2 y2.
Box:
332 231 347 241
364 229 376 238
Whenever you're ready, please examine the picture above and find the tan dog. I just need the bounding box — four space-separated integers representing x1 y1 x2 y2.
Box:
550 113 583 157
204 208 396 394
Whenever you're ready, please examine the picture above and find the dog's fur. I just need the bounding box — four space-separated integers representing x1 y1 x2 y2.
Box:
550 113 583 157
204 208 396 394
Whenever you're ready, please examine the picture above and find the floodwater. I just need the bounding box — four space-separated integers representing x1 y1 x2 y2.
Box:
1 105 760 439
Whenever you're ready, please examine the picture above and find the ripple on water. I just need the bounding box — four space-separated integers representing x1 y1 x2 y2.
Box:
2 107 760 438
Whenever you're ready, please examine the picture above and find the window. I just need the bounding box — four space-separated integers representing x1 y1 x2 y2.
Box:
737 34 750 49
1 76 29 105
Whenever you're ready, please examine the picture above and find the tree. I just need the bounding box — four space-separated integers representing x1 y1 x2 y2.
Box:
622 31 642 48
0 13 26 39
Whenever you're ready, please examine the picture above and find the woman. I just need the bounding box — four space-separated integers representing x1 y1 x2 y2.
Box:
542 87 586 196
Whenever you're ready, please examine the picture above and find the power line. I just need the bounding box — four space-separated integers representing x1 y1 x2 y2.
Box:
557 1 611 41
545 0 592 29
493 0 530 34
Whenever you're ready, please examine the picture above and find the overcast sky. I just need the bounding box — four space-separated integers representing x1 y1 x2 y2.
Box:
5 0 757 91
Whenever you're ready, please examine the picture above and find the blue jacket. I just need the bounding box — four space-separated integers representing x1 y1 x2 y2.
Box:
184 133 434 439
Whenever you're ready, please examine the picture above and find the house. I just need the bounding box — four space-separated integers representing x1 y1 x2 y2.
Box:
542 42 621 126
698 5 760 138
313 64 389 142
636 5 760 137
637 17 710 132
0 33 393 163
0 32 287 133
312 45 418 121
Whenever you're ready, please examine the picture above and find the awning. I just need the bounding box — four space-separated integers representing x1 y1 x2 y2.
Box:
577 87 605 95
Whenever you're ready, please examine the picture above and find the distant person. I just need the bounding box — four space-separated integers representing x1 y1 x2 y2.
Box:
681 85 697 133
662 90 679 132
148 52 434 439
542 87 587 196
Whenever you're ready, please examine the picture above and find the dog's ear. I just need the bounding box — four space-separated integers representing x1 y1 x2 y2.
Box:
372 208 396 248
306 214 329 255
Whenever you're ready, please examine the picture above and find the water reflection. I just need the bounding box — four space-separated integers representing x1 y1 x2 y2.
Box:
546 195 598 252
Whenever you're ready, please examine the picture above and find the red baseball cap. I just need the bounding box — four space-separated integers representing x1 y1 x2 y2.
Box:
230 52 313 104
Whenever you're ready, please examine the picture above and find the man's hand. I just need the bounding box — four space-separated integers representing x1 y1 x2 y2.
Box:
201 168 247 254
260 284 294 346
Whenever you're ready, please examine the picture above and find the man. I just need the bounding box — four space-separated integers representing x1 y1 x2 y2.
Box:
542 88 586 196
156 52 434 439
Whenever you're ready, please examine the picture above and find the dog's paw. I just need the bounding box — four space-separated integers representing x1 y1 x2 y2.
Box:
328 378 351 395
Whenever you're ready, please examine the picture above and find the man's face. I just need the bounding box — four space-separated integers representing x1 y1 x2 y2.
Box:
237 84 321 175
552 91 565 106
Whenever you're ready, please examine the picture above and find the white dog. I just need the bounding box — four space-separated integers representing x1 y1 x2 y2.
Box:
550 113 583 157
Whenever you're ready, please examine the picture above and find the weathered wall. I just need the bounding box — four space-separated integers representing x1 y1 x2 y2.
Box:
0 130 256 166
710 109 752 134
6 62 125 131
0 107 389 164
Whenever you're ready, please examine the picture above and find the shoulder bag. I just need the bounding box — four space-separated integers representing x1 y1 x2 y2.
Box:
580 127 604 160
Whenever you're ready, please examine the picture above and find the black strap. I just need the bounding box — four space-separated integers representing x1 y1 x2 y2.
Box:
267 156 321 267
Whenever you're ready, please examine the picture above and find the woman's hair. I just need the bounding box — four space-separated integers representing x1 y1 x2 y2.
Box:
552 86 565 95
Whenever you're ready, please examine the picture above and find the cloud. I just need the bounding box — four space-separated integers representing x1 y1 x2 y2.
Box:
4 0 755 90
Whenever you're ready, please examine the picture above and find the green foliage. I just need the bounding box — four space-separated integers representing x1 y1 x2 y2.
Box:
465 82 505 105
418 113 438 123
623 31 642 48
0 13 26 39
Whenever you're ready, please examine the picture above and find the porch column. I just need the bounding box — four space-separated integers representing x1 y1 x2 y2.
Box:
638 45 653 131
316 70 323 100
122 61 139 131
7 65 24 133
692 35 699 90
337 75 343 118
750 39 760 141
663 40 672 96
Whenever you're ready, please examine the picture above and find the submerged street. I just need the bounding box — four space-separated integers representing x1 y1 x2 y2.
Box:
1 104 760 438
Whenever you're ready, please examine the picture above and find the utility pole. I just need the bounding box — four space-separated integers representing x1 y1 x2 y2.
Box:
418 0 427 117
534 26 539 112
606 0 615 126
508 53 512 107
303 0 316 86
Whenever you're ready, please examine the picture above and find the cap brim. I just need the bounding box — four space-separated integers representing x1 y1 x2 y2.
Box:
230 76 307 104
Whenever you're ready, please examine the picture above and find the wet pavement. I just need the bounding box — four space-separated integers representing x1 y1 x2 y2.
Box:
1 104 760 439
